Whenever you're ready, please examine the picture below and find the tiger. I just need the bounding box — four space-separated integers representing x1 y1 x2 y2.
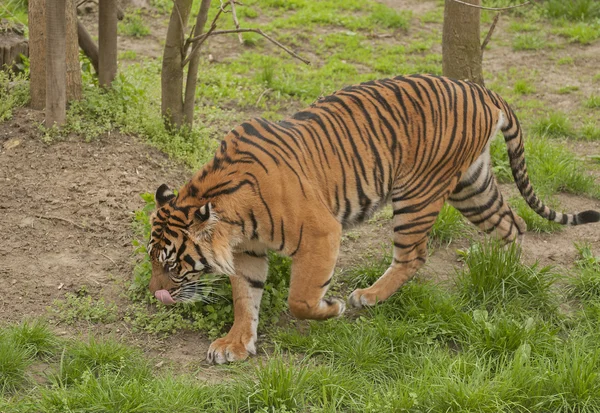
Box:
146 74 599 364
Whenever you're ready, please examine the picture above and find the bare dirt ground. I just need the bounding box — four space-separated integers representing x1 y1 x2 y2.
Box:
1 0 599 372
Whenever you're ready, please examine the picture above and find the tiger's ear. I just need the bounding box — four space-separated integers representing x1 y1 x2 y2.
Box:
194 202 213 222
155 184 175 207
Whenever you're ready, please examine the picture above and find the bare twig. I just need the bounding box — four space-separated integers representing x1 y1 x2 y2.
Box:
449 0 533 11
229 0 244 44
187 28 311 65
99 252 117 266
481 12 500 52
256 88 271 105
36 214 86 230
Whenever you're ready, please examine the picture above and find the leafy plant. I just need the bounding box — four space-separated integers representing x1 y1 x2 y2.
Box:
51 293 118 325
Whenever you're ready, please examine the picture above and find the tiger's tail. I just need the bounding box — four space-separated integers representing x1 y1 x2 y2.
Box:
498 100 600 226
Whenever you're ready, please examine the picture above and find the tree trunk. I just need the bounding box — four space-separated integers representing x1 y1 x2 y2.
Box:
29 0 46 110
46 0 67 126
77 20 99 73
183 0 212 125
161 0 193 129
29 0 81 110
65 0 81 100
99 0 117 87
442 0 484 86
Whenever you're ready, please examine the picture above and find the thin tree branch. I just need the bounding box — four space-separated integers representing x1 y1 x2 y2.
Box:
181 2 229 67
449 0 532 11
186 28 310 65
481 12 500 53
229 0 244 44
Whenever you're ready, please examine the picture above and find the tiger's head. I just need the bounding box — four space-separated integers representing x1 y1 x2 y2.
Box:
146 184 235 305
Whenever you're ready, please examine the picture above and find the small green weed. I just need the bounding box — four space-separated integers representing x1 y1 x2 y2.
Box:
118 13 150 37
51 293 118 325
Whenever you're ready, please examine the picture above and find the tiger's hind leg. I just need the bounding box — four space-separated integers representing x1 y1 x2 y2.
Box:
348 193 448 308
448 151 526 242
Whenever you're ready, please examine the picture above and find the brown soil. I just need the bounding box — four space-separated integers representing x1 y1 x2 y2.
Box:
1 0 599 373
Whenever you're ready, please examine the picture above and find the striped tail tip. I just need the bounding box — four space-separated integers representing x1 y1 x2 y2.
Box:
574 210 600 225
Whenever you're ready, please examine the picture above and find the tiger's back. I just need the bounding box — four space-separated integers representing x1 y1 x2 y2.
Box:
222 75 505 229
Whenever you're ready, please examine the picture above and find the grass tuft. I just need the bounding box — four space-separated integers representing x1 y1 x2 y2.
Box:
531 111 574 138
512 33 547 50
568 243 600 302
585 94 600 109
456 240 557 312
0 334 32 394
118 13 150 37
5 320 59 359
430 204 472 246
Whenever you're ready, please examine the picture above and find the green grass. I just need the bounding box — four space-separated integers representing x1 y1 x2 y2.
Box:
555 22 600 44
580 121 600 140
0 0 28 26
513 79 535 95
430 203 472 246
0 334 32 394
512 33 547 50
456 240 558 312
3 0 600 410
118 13 151 37
545 0 600 21
585 94 600 109
0 70 29 122
51 292 118 325
491 134 598 198
5 320 59 359
530 111 574 137
568 243 600 302
557 56 575 65
557 85 580 95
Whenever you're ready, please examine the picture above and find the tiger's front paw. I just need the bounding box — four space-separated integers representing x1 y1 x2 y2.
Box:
206 333 256 364
348 288 379 308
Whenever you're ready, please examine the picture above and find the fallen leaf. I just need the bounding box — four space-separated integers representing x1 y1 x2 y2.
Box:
3 139 21 150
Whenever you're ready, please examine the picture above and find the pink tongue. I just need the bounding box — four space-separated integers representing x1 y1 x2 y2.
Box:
154 289 176 305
